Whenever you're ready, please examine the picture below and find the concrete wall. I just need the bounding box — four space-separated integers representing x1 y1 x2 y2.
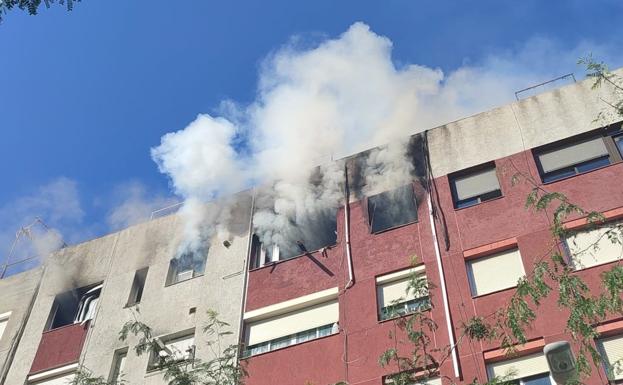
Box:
3 192 252 385
427 69 621 177
0 268 43 381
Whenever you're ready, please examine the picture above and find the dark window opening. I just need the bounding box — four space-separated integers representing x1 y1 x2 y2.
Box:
249 223 338 269
367 185 418 233
534 127 623 183
46 283 102 330
126 267 148 306
449 163 502 209
166 249 207 286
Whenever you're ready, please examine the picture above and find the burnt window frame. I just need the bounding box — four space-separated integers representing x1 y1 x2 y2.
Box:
365 183 418 234
45 282 103 331
165 249 208 287
533 124 623 184
448 162 502 210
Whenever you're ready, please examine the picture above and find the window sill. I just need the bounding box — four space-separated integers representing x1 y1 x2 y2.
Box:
471 285 517 299
164 274 204 287
370 219 419 235
540 160 621 185
453 195 505 212
242 331 339 359
248 244 337 272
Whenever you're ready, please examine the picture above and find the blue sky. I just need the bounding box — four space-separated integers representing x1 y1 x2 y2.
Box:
1 0 623 267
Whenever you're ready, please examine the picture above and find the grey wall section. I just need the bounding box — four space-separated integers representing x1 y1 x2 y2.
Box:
427 70 622 177
3 192 252 385
0 268 43 381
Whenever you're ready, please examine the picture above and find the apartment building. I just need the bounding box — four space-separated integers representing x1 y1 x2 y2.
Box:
1 73 623 385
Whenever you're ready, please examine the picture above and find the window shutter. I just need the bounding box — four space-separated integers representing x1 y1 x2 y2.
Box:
538 137 608 173
598 334 623 380
246 300 338 346
487 353 550 380
468 248 524 296
566 224 622 269
454 168 500 201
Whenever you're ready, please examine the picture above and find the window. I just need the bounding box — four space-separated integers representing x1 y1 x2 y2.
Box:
384 375 441 385
565 223 623 270
243 298 339 357
46 283 102 330
376 267 430 321
449 163 502 209
166 249 207 285
148 331 195 370
109 348 128 383
534 128 623 183
367 184 418 233
126 267 148 306
487 353 552 385
0 311 10 342
467 248 525 296
596 334 623 381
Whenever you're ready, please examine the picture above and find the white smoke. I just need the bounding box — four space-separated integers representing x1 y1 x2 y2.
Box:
0 177 84 276
106 181 178 231
151 22 623 255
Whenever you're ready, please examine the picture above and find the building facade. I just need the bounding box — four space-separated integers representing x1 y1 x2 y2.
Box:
1 73 623 385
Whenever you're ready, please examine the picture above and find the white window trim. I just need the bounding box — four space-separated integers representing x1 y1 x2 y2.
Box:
27 363 78 383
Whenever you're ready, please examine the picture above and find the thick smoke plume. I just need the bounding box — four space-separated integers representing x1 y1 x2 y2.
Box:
152 22 619 256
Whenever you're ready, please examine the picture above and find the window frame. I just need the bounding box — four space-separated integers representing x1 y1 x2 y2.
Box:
165 249 207 287
108 347 128 383
126 267 149 307
243 322 338 357
146 330 196 372
0 311 11 342
466 247 525 297
375 267 431 322
366 184 419 234
533 125 623 184
448 162 503 210
486 353 554 385
562 221 623 271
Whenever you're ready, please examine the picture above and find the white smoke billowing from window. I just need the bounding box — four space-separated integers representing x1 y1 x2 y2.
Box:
151 22 623 255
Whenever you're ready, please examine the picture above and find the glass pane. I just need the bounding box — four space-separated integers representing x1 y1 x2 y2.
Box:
317 324 334 337
270 336 291 350
295 329 316 343
521 373 552 385
368 185 417 233
615 135 623 156
575 155 610 173
542 167 576 183
456 196 480 209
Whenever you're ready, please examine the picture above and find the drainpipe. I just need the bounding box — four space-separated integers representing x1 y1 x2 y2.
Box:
427 191 460 378
236 189 256 360
343 164 354 290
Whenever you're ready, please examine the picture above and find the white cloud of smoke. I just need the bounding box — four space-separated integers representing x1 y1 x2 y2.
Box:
0 177 84 276
152 22 623 255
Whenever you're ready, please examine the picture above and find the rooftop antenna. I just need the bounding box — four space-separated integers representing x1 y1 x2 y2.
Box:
515 73 576 100
0 217 67 279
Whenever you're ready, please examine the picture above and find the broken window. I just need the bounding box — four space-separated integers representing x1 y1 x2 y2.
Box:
126 267 148 306
46 283 102 330
367 184 418 233
166 249 207 285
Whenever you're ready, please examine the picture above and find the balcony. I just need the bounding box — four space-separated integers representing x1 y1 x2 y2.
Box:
29 322 89 374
